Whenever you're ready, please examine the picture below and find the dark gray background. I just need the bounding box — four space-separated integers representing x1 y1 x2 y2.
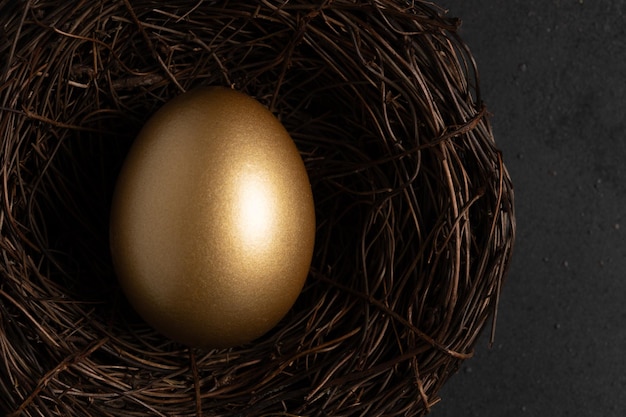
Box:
429 1 626 416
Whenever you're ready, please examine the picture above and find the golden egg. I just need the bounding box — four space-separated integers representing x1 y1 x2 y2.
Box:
109 87 315 348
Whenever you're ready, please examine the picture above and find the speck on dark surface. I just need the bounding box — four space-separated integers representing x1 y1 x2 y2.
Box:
430 1 626 416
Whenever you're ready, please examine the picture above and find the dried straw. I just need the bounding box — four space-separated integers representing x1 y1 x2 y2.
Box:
0 1 515 416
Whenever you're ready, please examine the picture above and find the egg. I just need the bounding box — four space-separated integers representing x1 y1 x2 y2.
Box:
109 87 315 348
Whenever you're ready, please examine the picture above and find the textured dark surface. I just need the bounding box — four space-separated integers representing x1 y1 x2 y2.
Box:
430 1 626 416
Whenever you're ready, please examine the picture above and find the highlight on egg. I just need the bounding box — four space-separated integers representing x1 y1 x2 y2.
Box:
109 87 316 348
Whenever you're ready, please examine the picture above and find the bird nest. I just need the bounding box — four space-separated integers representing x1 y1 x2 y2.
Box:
0 1 515 416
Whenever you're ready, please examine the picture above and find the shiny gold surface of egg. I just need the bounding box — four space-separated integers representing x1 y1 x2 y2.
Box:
109 87 315 348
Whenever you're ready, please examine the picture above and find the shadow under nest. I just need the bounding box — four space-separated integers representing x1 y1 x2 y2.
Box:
0 1 515 416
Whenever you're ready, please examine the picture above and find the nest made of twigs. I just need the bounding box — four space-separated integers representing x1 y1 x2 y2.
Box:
0 1 515 416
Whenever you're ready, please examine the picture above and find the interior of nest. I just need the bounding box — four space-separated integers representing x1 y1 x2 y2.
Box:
0 1 515 416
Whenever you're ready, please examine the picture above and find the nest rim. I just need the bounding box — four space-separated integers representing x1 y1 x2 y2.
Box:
0 1 515 416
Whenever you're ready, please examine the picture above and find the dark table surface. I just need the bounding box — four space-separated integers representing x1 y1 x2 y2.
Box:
429 1 626 416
